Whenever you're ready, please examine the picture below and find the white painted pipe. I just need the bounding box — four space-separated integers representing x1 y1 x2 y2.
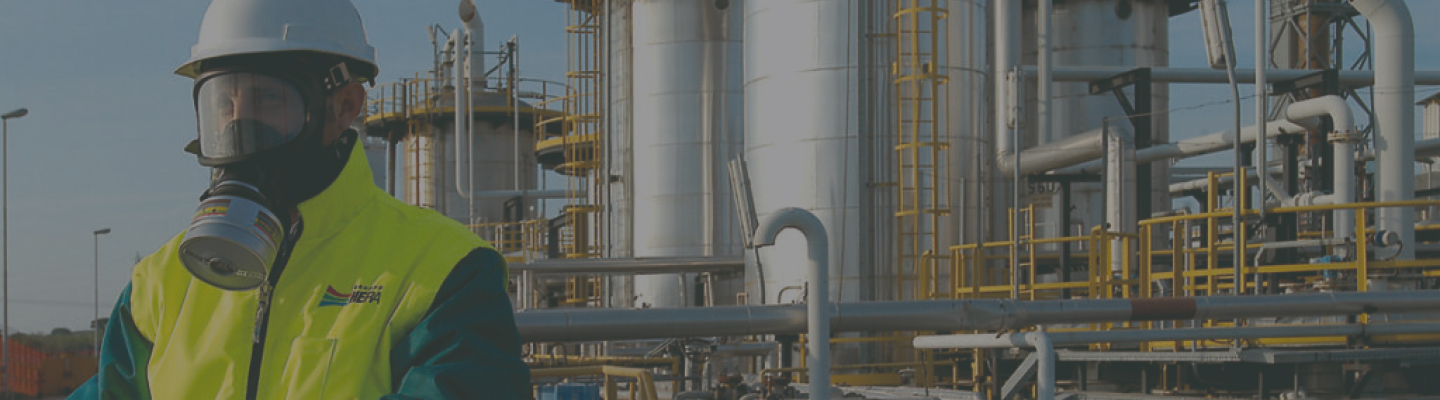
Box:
1029 328 1055 400
1169 166 1282 194
518 291 1440 342
994 0 1020 164
1037 0 1052 147
452 28 470 211
753 208 829 400
1055 119 1310 175
1285 96 1357 240
1359 137 1440 161
914 322 1440 349
1256 0 1269 214
1351 0 1416 260
459 0 486 82
1106 125 1136 273
469 189 579 199
1023 66 1440 85
999 126 1126 177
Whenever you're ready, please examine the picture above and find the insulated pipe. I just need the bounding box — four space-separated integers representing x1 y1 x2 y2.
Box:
470 189 578 199
451 28 470 215
994 0 1020 169
511 257 745 275
1358 137 1440 161
1025 66 1440 85
1037 0 1052 160
1169 166 1282 194
1029 328 1055 400
1054 119 1312 175
752 208 829 400
999 126 1126 177
1255 0 1269 215
1351 0 1416 260
914 322 1440 349
515 291 1440 342
1284 96 1357 240
459 0 485 82
1106 124 1136 273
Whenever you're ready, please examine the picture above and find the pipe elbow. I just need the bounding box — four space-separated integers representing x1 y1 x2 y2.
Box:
753 207 827 248
1286 95 1354 135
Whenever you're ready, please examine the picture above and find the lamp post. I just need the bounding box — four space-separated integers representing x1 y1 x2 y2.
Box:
92 228 110 365
1 108 26 399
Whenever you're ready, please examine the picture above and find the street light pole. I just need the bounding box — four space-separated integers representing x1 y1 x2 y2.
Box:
92 228 110 367
0 108 28 400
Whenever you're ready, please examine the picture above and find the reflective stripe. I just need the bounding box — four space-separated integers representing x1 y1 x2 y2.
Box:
130 144 489 399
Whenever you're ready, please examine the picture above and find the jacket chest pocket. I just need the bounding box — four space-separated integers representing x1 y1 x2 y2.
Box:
281 337 336 400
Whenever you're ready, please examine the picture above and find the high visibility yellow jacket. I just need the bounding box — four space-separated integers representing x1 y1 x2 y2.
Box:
70 141 530 399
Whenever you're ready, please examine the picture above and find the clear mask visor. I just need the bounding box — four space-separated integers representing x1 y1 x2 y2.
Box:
196 73 308 160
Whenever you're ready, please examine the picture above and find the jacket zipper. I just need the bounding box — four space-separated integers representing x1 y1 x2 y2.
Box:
246 217 303 400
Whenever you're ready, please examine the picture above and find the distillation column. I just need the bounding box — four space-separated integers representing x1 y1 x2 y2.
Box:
629 0 744 309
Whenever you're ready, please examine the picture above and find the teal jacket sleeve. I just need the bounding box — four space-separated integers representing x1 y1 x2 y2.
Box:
383 247 531 400
68 284 153 400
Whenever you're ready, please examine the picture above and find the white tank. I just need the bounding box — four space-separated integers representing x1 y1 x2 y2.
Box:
745 0 986 305
745 0 863 305
628 0 745 309
1022 0 1170 241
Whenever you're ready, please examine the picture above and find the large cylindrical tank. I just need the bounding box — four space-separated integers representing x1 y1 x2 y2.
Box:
406 89 541 225
629 0 745 309
946 0 992 260
745 0 864 306
1022 0 1169 241
746 0 987 305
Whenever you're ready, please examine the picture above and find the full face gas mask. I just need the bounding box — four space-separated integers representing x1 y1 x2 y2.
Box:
178 56 358 291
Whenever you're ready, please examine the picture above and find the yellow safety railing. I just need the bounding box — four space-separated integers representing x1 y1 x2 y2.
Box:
365 75 567 128
470 219 548 264
946 204 1138 302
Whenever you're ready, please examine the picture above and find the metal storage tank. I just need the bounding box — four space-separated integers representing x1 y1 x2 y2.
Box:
745 0 865 306
1021 0 1170 243
745 0 987 304
403 88 543 225
628 0 745 309
945 0 992 266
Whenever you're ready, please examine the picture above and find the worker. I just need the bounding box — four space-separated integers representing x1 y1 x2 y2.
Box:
69 0 530 398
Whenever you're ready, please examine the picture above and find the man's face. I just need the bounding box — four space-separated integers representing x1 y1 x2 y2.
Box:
195 72 309 160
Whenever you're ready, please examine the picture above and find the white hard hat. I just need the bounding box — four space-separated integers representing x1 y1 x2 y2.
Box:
175 0 378 81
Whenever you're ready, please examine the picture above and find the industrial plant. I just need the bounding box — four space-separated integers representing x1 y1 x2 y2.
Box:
361 0 1440 398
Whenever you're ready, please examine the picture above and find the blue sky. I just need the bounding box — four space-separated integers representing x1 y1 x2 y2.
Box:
0 0 1437 333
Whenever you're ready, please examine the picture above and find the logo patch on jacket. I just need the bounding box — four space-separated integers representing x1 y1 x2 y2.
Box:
319 285 383 307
